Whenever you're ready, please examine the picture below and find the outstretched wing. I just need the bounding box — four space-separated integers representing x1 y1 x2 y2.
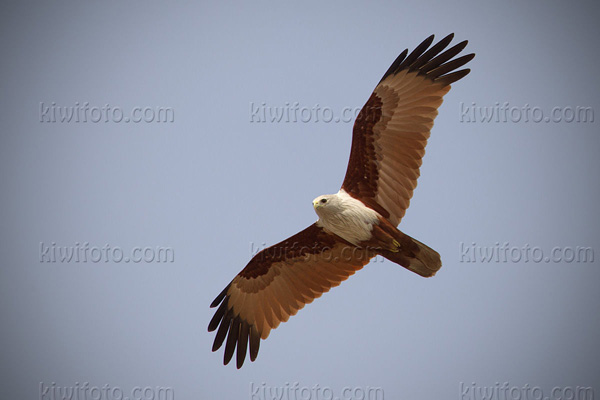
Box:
208 223 374 368
342 33 474 226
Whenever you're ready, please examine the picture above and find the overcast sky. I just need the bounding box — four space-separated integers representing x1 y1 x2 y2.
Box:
1 1 599 399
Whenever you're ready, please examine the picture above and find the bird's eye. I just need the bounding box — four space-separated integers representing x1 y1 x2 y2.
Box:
320 198 327 204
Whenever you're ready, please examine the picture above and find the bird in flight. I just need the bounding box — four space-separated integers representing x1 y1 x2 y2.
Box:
209 33 474 368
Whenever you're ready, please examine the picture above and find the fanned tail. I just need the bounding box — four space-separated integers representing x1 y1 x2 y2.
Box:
379 234 441 277
369 217 442 277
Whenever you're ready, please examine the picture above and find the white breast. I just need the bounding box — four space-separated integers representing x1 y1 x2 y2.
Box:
316 190 380 245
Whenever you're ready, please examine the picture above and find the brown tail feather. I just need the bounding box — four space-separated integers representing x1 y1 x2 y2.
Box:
379 234 441 277
368 218 441 277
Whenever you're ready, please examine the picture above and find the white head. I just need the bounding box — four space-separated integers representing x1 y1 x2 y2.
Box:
312 193 342 219
311 189 381 244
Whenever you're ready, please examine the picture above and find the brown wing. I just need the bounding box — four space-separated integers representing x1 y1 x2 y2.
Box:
208 223 374 368
342 33 475 225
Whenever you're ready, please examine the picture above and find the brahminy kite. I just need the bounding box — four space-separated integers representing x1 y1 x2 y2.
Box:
209 33 474 368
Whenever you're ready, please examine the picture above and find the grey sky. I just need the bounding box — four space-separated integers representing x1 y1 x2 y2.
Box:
1 1 599 399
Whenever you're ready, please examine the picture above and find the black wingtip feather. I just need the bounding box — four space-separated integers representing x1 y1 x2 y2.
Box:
236 322 250 369
209 282 262 368
207 299 228 332
210 283 230 308
223 317 240 365
249 326 260 361
428 53 475 80
410 33 454 71
378 34 474 86
436 69 472 86
421 40 469 74
399 34 435 70
212 310 231 352
379 48 408 83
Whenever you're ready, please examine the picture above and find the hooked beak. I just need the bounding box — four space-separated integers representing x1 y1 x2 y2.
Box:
313 198 325 210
